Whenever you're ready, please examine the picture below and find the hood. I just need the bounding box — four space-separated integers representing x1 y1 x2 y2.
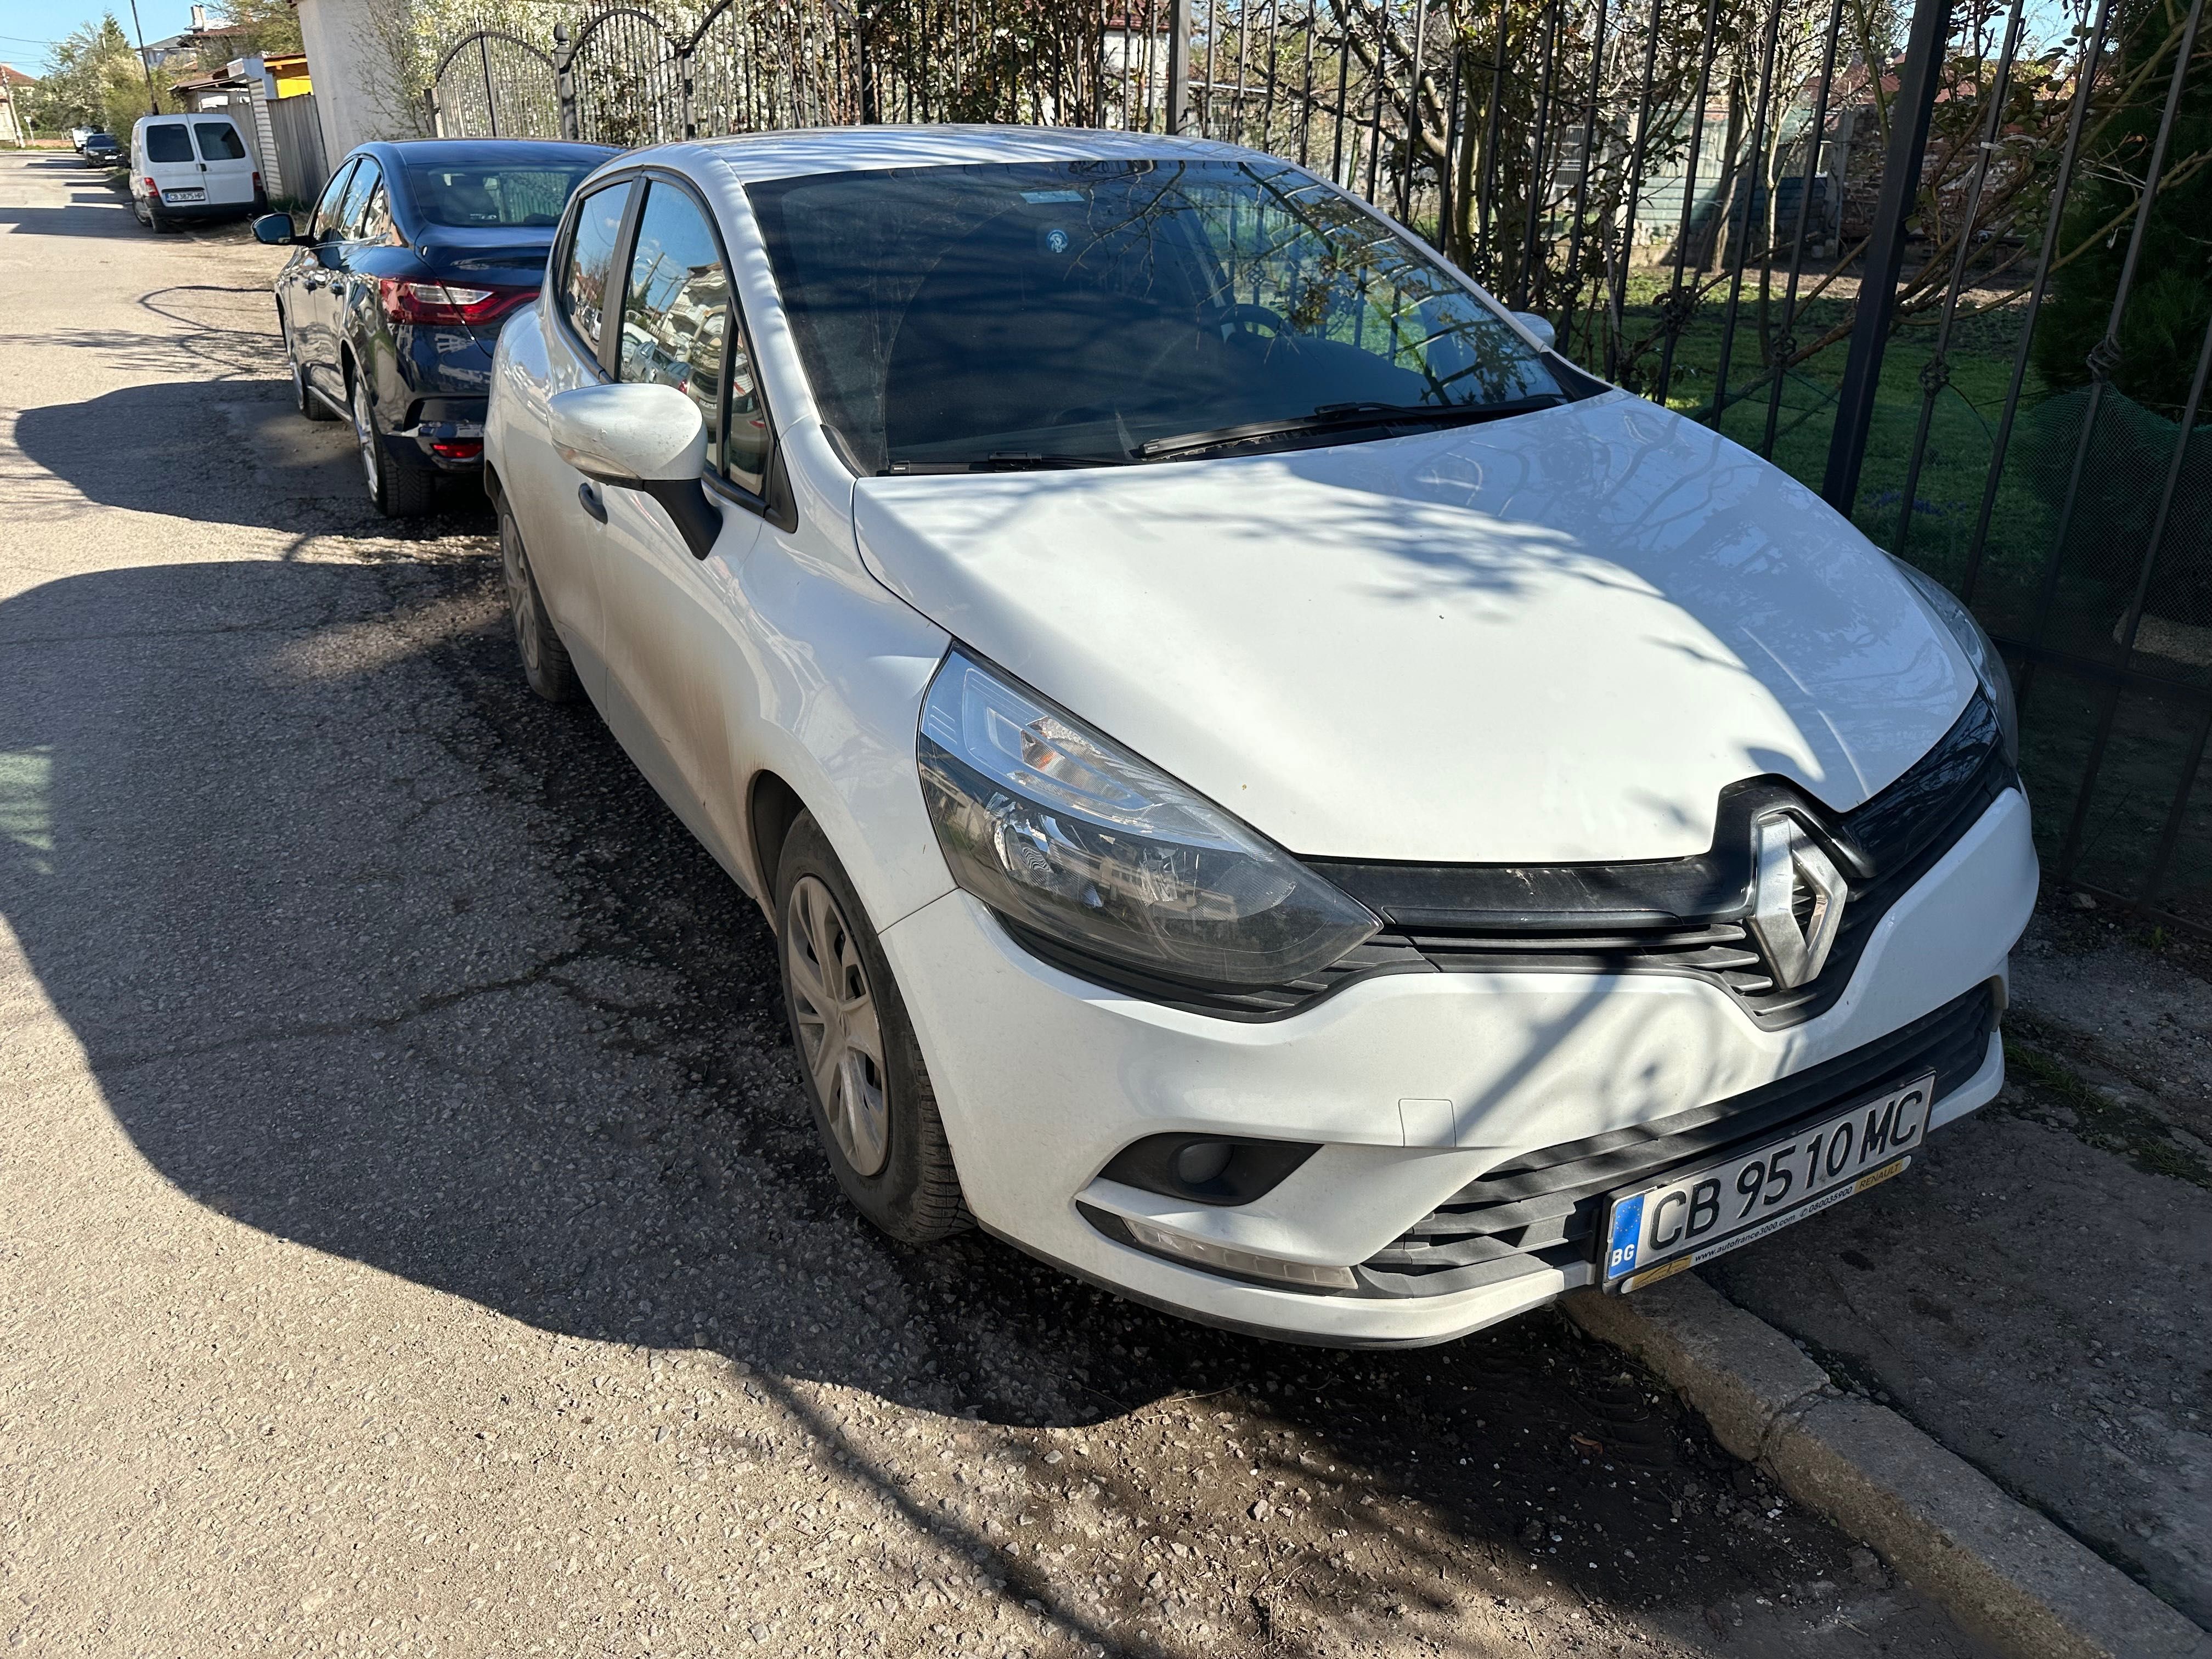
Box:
851 392 1975 864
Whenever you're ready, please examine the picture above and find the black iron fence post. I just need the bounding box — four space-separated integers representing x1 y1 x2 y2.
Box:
554 22 579 142
1818 0 1952 514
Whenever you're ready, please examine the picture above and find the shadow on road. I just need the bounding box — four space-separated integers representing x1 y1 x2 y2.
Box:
0 549 1946 1655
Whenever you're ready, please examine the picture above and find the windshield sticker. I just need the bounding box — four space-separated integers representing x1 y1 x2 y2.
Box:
1043 228 1070 254
1020 189 1085 203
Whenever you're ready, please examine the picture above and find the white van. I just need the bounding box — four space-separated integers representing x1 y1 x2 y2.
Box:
130 112 261 230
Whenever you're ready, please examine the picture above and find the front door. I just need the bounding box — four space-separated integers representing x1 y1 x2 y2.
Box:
594 176 766 876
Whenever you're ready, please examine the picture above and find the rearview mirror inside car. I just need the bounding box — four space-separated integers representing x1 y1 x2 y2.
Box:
549 382 723 561
251 213 299 246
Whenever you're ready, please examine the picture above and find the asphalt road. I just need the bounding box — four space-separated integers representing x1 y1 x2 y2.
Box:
0 150 1995 1658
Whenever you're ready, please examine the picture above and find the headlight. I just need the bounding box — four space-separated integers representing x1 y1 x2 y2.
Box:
1893 559 2019 766
917 649 1379 990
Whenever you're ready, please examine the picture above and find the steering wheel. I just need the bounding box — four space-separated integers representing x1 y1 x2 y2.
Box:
1212 302 1289 339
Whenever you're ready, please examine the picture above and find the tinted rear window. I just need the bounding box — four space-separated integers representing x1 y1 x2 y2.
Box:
405 165 597 229
144 125 191 163
194 121 247 161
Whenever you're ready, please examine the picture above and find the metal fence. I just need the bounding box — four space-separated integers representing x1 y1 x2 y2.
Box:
430 0 2212 933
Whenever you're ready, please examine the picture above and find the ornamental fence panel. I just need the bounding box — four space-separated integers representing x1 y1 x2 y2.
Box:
430 0 2212 931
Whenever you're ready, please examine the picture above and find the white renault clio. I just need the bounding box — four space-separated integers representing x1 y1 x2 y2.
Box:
484 127 2035 1346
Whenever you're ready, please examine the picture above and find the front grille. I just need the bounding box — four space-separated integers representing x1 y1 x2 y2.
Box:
1319 693 2016 1030
1355 982 1998 1299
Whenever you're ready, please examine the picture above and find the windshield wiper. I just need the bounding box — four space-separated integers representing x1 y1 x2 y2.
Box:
1137 395 1568 460
883 451 1136 475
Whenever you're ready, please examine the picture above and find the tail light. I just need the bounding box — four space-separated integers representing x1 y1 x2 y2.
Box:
143 177 159 197
430 438 483 460
252 170 263 192
377 278 535 327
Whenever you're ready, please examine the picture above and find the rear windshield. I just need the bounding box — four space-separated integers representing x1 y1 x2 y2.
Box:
143 124 192 164
194 121 247 161
404 165 599 229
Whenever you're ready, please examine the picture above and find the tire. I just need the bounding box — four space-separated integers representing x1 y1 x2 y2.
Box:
281 306 336 422
776 814 968 1245
146 204 169 233
499 505 581 703
350 365 436 518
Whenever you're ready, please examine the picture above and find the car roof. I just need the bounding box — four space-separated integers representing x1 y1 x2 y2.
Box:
665 123 1257 186
360 138 621 168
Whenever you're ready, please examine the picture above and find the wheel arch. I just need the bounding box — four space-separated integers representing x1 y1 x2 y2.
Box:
747 769 808 923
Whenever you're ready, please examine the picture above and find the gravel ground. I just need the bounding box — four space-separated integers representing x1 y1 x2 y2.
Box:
0 151 1996 1658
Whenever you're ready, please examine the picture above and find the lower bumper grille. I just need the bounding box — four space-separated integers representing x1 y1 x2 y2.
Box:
1356 983 1999 1299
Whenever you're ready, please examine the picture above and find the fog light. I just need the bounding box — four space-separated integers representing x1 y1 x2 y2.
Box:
1119 1215 1357 1291
1173 1139 1233 1185
431 438 483 460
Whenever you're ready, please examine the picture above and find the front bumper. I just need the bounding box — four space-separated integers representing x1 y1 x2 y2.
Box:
879 787 2036 1346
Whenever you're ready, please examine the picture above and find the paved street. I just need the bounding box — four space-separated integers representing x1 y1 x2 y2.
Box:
0 150 1996 1658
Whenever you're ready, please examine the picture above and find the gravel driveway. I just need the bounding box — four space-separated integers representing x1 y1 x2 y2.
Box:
0 150 1994 1658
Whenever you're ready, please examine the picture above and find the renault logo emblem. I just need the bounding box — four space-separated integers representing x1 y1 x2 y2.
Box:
1746 816 1847 989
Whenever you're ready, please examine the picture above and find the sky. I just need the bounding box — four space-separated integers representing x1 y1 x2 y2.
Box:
0 0 201 72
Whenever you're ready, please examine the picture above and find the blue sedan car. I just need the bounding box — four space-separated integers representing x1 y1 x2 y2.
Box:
258 138 618 516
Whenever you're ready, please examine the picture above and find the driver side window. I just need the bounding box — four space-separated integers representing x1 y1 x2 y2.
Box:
307 161 357 242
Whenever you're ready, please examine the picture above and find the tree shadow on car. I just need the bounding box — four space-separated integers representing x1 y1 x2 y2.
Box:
0 551 1942 1658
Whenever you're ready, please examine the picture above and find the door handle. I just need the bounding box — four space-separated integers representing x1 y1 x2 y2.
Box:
578 482 607 523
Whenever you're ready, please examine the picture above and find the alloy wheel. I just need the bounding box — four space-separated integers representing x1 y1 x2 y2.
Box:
783 873 890 1178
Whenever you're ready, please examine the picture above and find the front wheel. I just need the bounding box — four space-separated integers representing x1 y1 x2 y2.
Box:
281 306 335 422
777 814 968 1245
499 505 580 703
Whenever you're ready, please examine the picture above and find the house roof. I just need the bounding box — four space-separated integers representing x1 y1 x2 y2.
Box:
0 63 36 87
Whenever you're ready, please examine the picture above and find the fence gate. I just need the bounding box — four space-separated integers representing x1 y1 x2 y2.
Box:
429 32 561 139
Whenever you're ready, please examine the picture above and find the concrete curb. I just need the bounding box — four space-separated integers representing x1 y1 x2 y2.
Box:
1565 1277 2212 1659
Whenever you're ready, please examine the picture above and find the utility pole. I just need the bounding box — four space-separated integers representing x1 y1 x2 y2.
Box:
1164 0 1193 134
126 0 160 116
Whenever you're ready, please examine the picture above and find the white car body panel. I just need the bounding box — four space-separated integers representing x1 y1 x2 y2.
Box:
486 126 2034 1346
854 396 1977 863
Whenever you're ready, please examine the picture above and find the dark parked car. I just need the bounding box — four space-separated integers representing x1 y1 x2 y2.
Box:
257 138 618 516
81 133 122 166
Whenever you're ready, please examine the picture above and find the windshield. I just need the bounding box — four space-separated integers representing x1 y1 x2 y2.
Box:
404 163 600 229
747 158 1567 473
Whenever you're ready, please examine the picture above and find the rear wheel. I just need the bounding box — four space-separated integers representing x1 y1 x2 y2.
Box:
351 367 435 518
499 505 580 703
776 814 968 1245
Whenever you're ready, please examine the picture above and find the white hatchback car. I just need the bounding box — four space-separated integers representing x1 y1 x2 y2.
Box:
484 127 2036 1346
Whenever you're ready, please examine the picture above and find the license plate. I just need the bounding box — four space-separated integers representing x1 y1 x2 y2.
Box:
1599 1072 1933 1293
165 188 205 202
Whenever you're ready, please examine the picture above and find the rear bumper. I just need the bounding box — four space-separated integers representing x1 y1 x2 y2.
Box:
147 198 257 219
399 397 488 471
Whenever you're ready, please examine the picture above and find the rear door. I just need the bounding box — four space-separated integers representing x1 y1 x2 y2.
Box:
191 117 256 207
138 120 200 207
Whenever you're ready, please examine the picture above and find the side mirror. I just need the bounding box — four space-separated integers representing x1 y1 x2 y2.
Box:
252 212 299 246
549 381 724 560
1512 311 1557 353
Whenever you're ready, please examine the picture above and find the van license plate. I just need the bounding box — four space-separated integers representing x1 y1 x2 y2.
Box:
1599 1072 1933 1293
165 188 205 202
